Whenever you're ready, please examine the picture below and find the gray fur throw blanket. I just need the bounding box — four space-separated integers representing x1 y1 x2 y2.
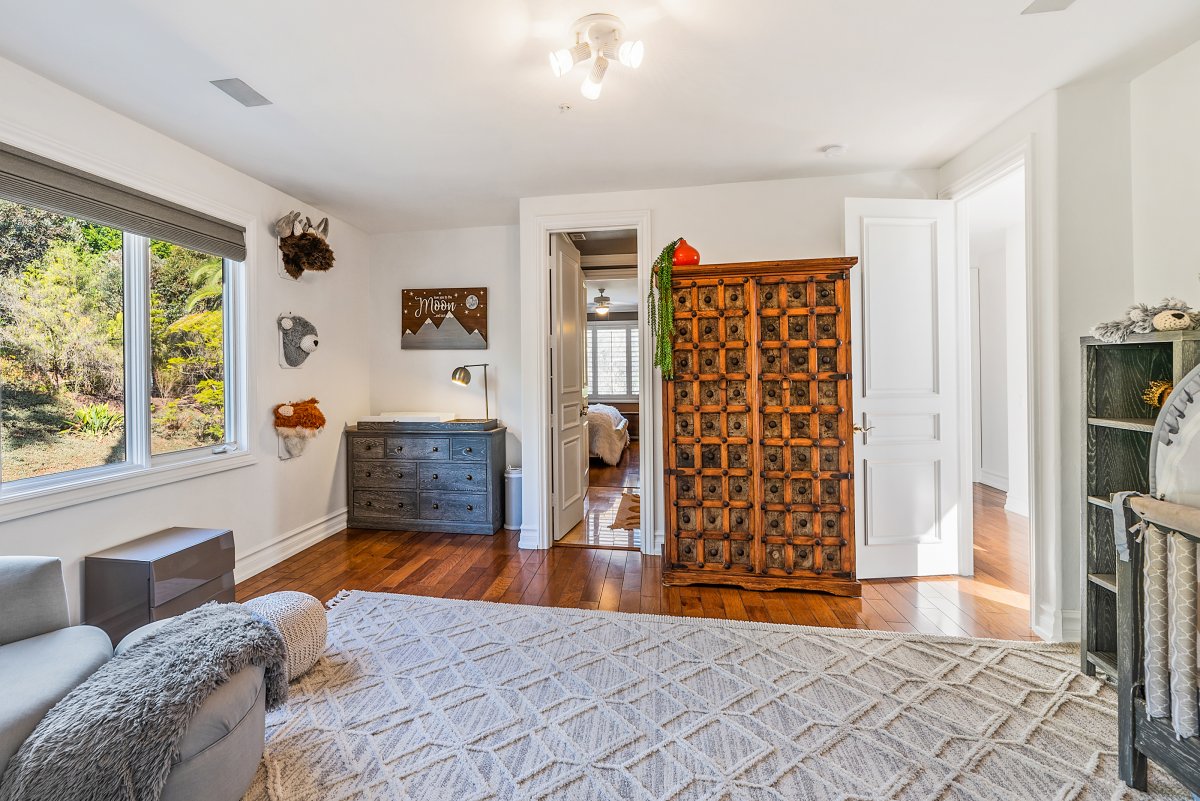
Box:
0 603 286 801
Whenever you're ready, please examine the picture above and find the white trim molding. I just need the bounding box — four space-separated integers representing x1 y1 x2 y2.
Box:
940 136 1053 640
235 507 348 582
519 209 655 554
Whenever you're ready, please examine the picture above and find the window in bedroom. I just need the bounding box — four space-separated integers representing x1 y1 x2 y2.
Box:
586 319 639 401
0 141 247 500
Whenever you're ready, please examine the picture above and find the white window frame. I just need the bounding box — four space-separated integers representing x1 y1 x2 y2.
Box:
586 318 639 402
0 231 253 522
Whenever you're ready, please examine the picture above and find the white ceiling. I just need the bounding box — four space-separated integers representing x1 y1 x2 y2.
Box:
2 1 1199 233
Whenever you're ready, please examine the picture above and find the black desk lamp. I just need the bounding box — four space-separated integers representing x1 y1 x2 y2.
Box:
451 363 490 420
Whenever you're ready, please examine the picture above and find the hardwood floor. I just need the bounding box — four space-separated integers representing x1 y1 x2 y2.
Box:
558 442 641 549
237 480 1036 640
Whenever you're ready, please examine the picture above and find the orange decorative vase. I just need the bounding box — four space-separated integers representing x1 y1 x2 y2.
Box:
672 238 700 266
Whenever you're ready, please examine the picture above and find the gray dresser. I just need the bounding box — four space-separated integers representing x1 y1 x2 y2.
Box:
84 527 235 645
345 420 506 535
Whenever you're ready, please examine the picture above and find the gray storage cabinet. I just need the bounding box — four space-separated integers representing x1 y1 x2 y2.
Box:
84 527 235 645
346 420 506 535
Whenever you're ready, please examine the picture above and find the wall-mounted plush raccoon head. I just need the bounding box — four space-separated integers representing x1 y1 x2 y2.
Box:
278 314 319 367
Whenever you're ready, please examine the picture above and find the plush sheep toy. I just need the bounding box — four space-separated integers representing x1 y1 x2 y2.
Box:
1091 298 1199 343
278 314 319 368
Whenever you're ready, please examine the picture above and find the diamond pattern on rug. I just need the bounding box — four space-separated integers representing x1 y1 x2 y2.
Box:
245 591 1188 801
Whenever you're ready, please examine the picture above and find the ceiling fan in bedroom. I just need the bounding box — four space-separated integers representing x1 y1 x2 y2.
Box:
1020 0 1078 14
592 288 611 316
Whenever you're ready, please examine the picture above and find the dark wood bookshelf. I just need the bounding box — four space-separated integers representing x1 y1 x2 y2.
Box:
1081 330 1200 680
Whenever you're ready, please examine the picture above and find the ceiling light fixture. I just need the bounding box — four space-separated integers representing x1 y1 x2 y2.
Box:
548 13 644 101
593 288 611 316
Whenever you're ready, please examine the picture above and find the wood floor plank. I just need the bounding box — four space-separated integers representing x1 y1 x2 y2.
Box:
236 483 1034 640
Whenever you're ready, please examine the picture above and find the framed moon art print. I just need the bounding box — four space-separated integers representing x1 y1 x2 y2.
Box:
401 287 488 350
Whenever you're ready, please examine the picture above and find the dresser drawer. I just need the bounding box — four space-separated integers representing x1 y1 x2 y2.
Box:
351 437 386 459
353 490 417 518
352 460 415 489
418 462 486 491
386 436 449 460
420 492 489 522
451 438 488 462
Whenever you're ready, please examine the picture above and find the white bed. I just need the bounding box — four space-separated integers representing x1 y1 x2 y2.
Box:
586 403 629 466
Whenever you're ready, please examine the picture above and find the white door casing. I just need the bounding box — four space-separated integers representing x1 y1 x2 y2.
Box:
845 198 961 578
551 234 587 540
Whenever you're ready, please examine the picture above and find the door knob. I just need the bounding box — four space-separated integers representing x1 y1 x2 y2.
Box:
852 424 875 434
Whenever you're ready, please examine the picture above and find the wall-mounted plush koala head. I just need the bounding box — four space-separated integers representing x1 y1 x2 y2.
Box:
278 314 320 367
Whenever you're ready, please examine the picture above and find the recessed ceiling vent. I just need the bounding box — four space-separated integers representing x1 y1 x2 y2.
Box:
1020 0 1077 14
569 233 588 242
210 78 272 107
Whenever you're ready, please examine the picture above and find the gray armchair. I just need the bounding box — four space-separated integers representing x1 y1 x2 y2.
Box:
0 557 266 800
0 557 112 777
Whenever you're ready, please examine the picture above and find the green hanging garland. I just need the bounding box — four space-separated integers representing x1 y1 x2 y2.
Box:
647 238 681 380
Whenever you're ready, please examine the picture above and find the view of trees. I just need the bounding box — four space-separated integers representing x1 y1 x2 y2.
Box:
0 200 226 483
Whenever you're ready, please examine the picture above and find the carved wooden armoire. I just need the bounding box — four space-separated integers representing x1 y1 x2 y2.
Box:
662 258 860 596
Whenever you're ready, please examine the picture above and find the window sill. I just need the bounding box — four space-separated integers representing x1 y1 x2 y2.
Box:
0 451 257 524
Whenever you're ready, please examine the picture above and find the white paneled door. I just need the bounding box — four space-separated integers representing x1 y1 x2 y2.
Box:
550 234 588 540
845 199 961 578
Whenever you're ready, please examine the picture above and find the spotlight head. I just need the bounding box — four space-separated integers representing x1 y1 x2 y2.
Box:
618 40 644 69
581 55 609 100
549 42 591 78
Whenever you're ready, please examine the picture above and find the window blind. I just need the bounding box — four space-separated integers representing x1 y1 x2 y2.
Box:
0 141 247 261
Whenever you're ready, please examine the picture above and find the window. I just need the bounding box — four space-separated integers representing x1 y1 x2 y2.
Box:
586 320 639 400
0 141 247 504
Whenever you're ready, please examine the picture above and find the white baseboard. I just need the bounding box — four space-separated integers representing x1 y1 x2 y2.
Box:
1060 610 1081 643
977 470 1008 492
519 524 546 550
235 507 347 582
1004 491 1030 517
1031 601 1081 643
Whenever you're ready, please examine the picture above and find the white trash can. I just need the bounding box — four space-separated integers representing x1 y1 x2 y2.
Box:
504 466 522 531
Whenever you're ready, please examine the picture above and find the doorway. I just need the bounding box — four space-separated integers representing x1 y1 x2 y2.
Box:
961 165 1032 612
549 228 644 550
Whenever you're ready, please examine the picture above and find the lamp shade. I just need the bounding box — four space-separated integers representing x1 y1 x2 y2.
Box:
451 366 472 386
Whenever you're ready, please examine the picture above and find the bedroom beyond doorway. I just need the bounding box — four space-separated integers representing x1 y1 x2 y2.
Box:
549 228 642 550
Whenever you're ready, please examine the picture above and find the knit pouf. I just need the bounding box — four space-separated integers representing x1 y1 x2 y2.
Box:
244 591 327 681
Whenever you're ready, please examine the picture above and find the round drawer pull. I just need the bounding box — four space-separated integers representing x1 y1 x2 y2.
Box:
365 444 374 451
365 472 372 477
432 503 440 510
467 505 474 511
466 475 473 481
432 474 439 480
398 503 405 509
365 501 373 507
465 447 473 453
432 446 439 452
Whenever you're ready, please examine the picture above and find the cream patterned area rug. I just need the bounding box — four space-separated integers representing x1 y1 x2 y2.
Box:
244 591 1185 801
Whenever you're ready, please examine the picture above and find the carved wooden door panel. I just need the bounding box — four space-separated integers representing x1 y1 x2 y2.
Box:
754 271 854 582
665 277 755 576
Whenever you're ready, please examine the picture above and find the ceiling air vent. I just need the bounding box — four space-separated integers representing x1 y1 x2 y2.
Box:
569 233 587 242
1020 0 1077 14
210 78 272 107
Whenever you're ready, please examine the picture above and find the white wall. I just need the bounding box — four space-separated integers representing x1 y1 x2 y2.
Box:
940 78 1135 642
0 56 373 619
1004 222 1030 518
971 230 1010 491
368 226 522 463
518 170 939 551
940 94 1062 639
1132 39 1200 300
